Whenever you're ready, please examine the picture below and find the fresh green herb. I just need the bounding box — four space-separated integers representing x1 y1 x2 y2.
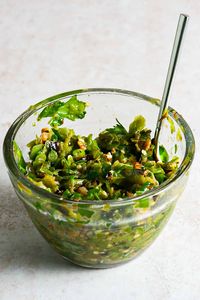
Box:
159 145 169 163
37 95 87 127
13 141 27 174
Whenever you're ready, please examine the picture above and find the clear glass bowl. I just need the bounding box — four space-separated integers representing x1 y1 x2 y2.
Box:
3 88 195 268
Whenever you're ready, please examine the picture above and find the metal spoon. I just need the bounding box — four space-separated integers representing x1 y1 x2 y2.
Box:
153 13 189 161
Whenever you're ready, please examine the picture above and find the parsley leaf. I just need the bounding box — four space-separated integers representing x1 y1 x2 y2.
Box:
37 95 87 127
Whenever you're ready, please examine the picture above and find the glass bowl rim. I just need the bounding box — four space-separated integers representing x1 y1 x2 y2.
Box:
3 87 195 206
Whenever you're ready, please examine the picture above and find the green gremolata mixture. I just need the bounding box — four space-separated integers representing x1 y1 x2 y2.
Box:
14 95 179 201
13 95 180 267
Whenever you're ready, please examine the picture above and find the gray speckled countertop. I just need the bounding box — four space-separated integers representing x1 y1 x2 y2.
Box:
0 1 200 299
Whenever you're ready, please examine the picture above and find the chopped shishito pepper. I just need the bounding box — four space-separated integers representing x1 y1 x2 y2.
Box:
22 97 179 200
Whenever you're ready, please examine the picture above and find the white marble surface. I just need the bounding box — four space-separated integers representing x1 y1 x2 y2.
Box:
0 1 200 299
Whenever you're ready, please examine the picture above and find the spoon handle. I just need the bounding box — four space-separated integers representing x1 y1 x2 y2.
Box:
154 14 189 158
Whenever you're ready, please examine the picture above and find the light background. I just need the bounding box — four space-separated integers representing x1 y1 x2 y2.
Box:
0 1 199 299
